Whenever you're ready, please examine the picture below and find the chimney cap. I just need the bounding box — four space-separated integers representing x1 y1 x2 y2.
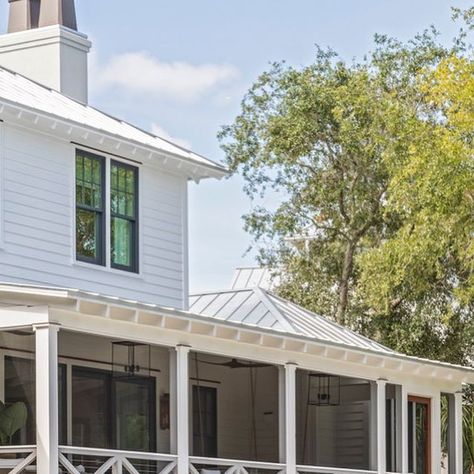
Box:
8 0 78 34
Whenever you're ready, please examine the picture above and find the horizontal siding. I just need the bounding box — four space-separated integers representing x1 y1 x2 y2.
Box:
0 124 186 308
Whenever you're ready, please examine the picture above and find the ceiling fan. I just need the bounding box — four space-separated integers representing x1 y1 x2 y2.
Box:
197 358 271 369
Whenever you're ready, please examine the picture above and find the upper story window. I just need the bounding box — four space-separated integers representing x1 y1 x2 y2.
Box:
75 151 105 265
75 150 139 273
110 161 138 272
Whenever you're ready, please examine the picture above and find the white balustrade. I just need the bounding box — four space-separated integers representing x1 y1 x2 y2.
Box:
59 446 177 474
189 456 286 474
0 446 36 473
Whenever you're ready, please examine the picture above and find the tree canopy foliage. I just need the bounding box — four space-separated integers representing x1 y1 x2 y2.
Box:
219 16 473 366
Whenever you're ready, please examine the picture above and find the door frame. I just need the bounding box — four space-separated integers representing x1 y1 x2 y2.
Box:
408 395 431 474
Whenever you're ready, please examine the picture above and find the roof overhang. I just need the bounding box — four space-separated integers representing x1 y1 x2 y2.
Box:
0 282 472 386
0 97 228 182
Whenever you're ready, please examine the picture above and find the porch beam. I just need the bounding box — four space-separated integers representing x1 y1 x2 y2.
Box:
284 363 297 474
34 323 60 474
175 344 191 474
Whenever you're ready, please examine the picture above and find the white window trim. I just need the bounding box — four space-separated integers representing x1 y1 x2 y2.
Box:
71 146 143 277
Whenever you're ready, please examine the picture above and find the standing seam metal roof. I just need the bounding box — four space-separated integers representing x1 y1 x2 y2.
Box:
189 287 395 354
0 66 227 175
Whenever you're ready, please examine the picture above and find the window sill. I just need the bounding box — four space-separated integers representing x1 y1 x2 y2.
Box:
72 260 144 280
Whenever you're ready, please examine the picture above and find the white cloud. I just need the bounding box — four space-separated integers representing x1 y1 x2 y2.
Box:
151 123 191 149
97 52 238 103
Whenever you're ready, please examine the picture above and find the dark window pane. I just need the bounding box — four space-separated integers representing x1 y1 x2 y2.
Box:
76 156 83 182
114 378 155 452
192 386 217 457
72 369 111 449
5 357 67 446
126 195 135 217
4 357 36 445
408 400 430 474
93 185 102 209
76 209 99 260
76 154 103 211
83 185 92 207
111 217 132 268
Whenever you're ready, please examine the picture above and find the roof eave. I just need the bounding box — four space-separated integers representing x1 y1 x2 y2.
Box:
0 282 472 384
0 97 229 181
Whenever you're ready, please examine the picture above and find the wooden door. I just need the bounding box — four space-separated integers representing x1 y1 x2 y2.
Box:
408 396 431 474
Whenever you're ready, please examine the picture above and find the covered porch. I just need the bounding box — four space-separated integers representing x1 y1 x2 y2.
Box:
0 285 469 474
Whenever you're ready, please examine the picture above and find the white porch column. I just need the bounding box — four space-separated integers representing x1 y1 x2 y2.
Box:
400 386 409 474
448 392 463 474
176 344 190 474
34 323 60 474
169 349 177 455
432 394 442 474
376 379 387 474
278 366 286 464
285 363 297 474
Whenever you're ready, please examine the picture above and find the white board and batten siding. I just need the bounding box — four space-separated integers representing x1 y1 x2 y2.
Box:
0 122 189 309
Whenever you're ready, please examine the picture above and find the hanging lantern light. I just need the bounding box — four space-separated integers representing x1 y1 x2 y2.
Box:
112 341 151 378
307 373 340 406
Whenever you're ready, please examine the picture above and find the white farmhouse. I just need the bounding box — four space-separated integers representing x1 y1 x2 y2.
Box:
0 1 471 474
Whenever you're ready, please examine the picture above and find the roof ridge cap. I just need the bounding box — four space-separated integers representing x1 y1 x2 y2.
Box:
267 291 395 353
254 287 296 333
190 288 253 297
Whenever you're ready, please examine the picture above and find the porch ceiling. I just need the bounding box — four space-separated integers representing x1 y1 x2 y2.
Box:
0 281 472 385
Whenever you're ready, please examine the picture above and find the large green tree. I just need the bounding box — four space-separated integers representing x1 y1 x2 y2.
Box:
219 25 473 364
360 52 474 363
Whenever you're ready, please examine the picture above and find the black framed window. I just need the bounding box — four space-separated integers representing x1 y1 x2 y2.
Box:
110 161 139 272
75 151 105 265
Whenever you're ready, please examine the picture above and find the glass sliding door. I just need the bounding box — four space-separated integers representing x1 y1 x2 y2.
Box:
114 377 156 452
408 397 431 474
71 366 156 451
72 367 112 449
4 356 67 445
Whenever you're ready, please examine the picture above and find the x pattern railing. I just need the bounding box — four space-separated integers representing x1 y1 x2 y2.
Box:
189 456 286 474
0 446 37 474
59 446 177 474
0 448 384 474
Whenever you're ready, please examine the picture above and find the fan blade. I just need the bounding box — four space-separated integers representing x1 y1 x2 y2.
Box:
196 358 272 369
196 359 230 367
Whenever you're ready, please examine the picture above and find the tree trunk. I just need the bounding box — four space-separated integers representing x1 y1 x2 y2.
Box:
335 240 356 326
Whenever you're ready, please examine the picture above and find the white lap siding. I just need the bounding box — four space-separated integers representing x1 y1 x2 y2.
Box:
0 123 187 308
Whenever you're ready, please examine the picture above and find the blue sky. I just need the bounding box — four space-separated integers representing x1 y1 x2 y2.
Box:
0 0 469 292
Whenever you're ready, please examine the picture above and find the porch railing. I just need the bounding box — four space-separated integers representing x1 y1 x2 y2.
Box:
189 456 285 474
296 465 377 474
0 446 36 474
59 446 177 474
